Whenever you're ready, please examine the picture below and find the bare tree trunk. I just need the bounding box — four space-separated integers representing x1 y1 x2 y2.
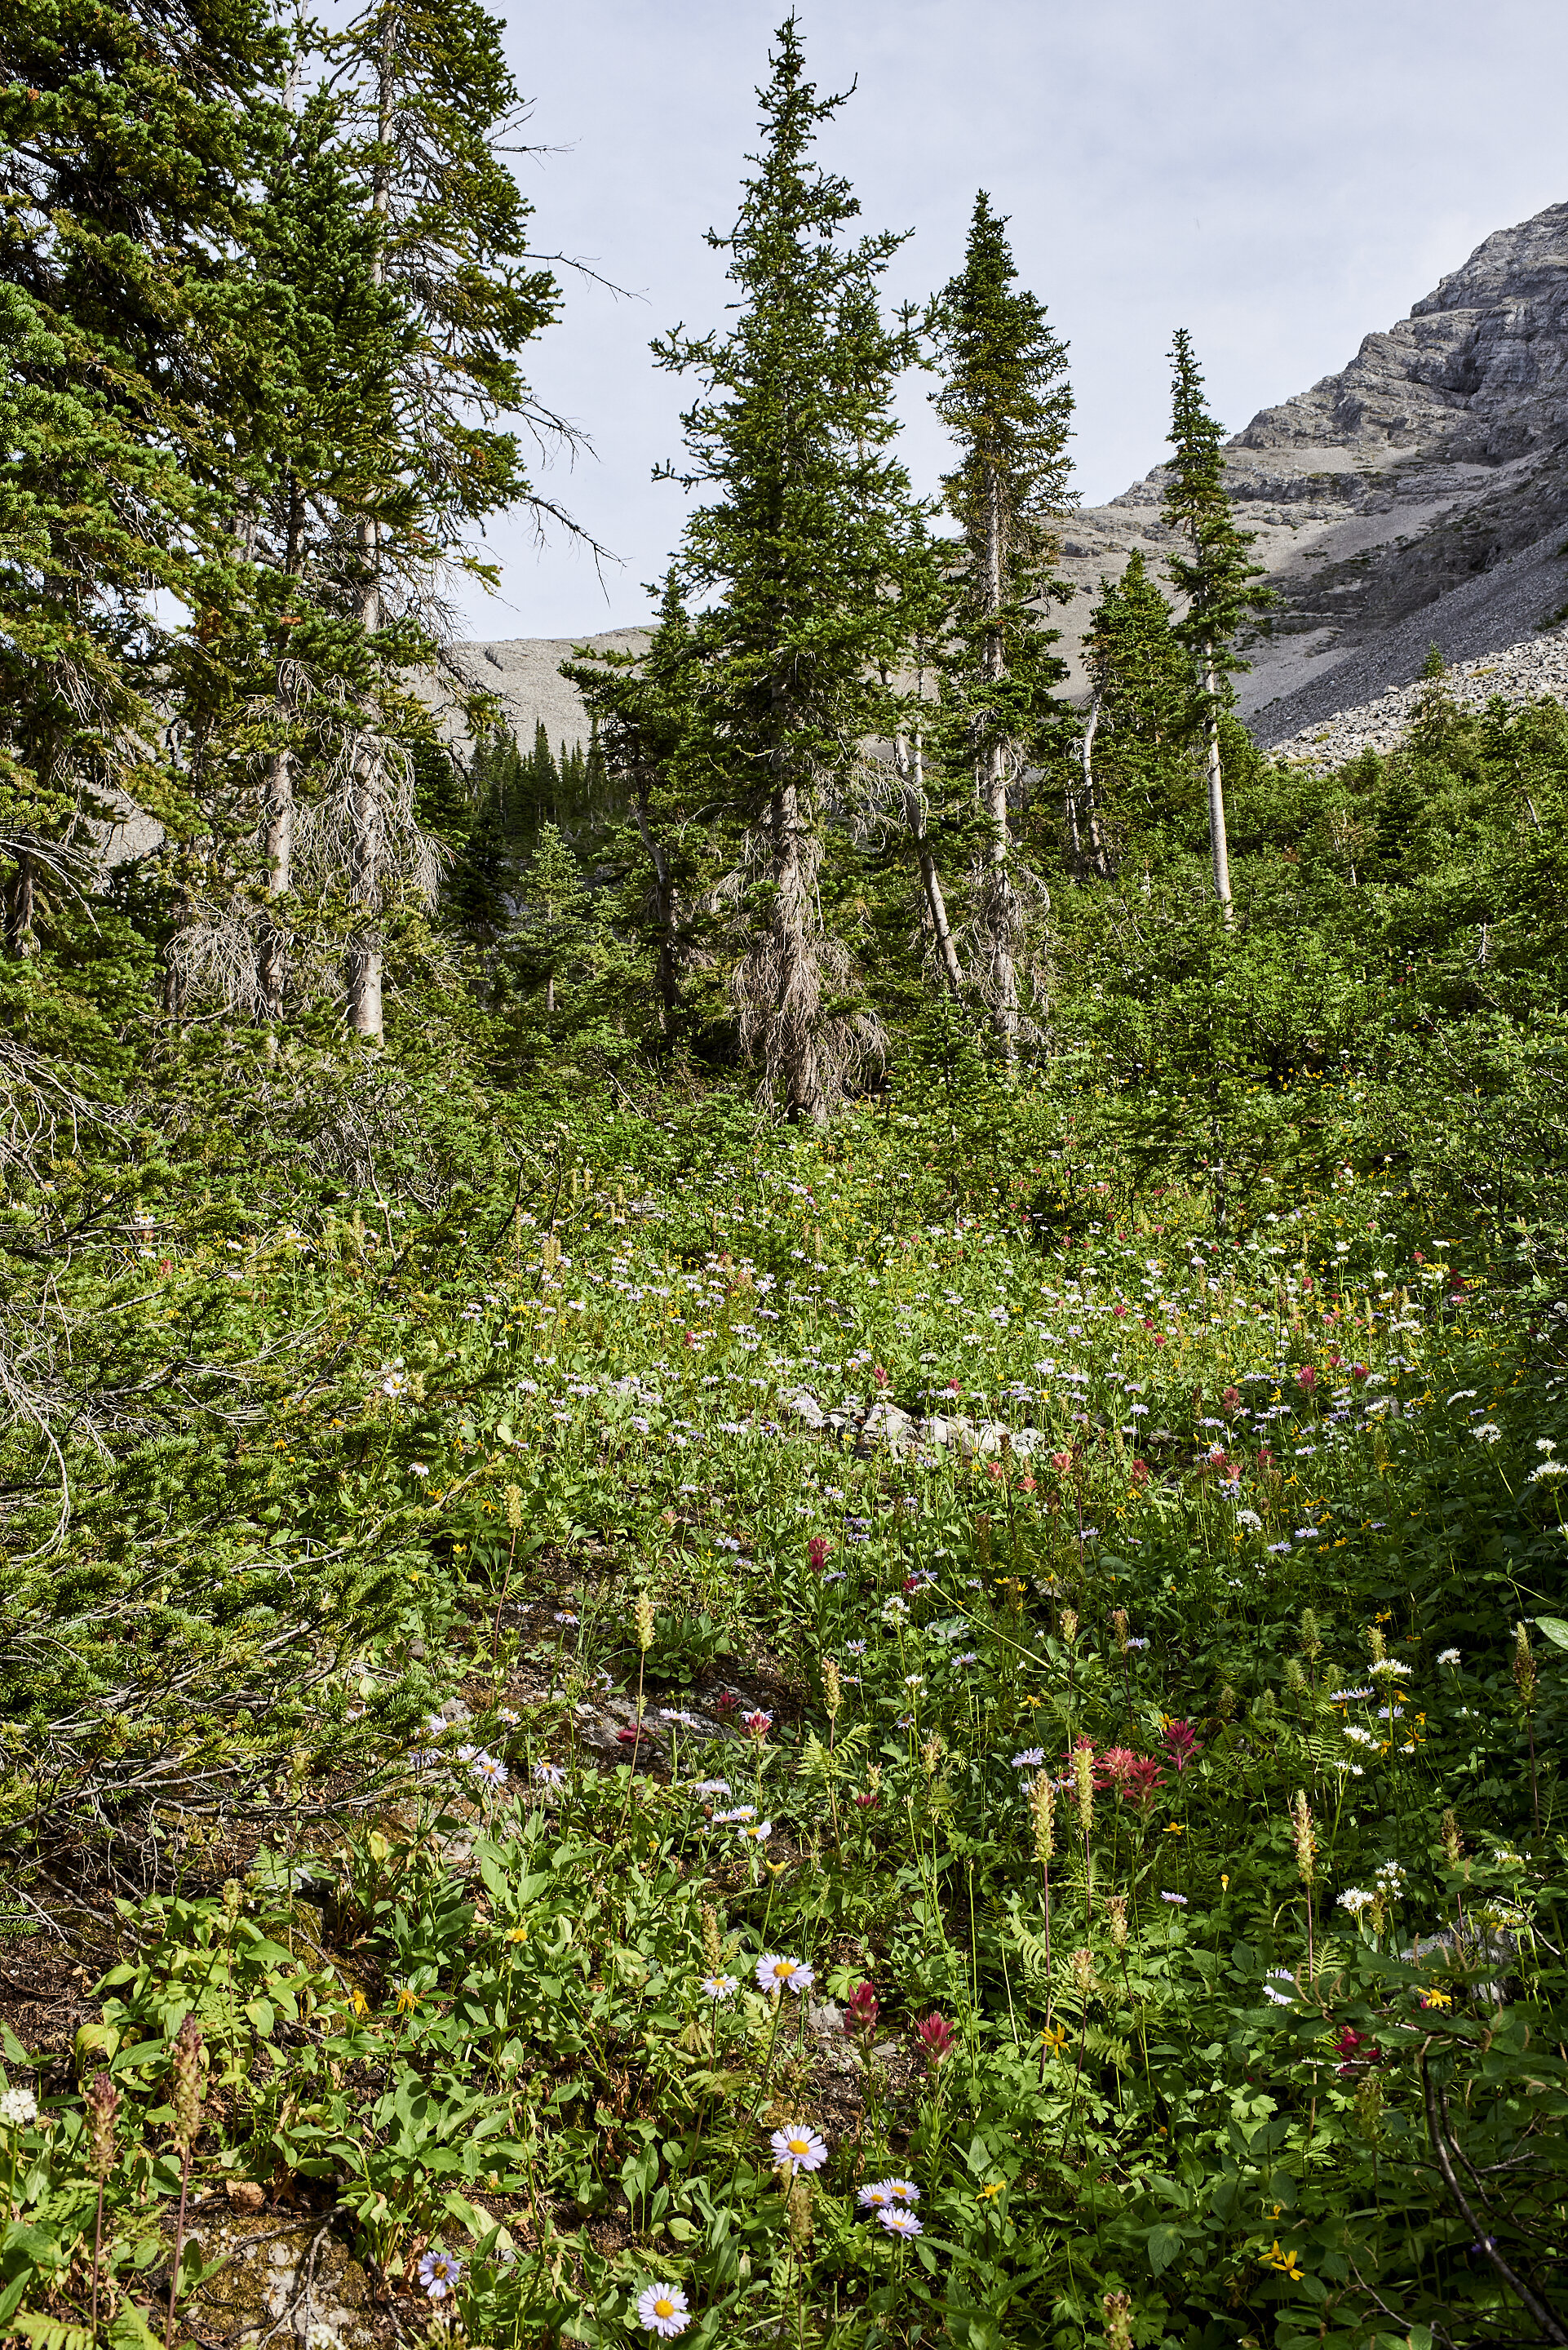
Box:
769 775 826 1124
5 850 37 957
893 729 962 995
1071 690 1113 880
258 747 294 1042
346 11 395 1040
347 742 384 1042
1203 645 1233 924
262 490 304 1044
979 463 1019 1058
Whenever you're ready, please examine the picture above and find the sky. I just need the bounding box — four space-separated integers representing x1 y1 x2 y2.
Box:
459 0 1568 643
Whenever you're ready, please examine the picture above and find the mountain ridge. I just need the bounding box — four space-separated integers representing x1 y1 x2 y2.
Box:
455 200 1568 755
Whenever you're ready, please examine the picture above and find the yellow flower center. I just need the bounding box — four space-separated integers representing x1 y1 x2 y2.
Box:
653 2299 674 2320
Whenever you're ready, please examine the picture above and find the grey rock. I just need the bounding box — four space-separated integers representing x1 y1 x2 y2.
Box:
860 1399 914 1450
1033 200 1568 732
786 1389 826 1430
423 627 651 757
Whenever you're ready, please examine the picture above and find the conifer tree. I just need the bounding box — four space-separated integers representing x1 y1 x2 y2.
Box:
929 193 1074 1055
1161 330 1273 921
565 578 709 1035
185 79 416 1035
653 17 928 1121
326 0 573 1038
530 724 560 829
0 0 283 956
1080 550 1194 861
521 821 590 1015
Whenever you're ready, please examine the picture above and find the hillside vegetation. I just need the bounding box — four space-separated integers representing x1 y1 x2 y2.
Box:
2 10 1566 2349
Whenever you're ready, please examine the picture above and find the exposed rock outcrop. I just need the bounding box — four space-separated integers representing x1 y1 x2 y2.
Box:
1049 200 1568 739
1269 629 1568 771
451 205 1568 762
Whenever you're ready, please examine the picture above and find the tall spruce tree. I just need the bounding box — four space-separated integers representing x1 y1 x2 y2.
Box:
1080 549 1194 861
929 192 1074 1056
653 17 928 1121
1161 330 1273 921
565 579 708 1036
169 78 417 1036
326 0 569 1038
0 0 283 956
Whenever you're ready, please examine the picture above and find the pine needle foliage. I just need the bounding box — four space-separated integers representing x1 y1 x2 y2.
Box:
928 193 1075 1053
1161 330 1273 919
652 16 929 1120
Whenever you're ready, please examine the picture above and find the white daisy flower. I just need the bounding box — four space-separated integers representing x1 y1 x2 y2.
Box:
769 2123 828 2174
756 1953 814 1997
636 2281 691 2339
858 2176 919 2206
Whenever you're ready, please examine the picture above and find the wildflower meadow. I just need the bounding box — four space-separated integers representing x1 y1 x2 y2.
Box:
2 1062 1564 2350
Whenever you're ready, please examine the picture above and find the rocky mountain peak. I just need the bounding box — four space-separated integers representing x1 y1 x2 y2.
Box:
1236 200 1568 465
460 204 1568 759
1049 198 1568 742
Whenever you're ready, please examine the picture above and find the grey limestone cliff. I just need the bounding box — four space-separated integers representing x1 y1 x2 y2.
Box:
1051 199 1568 741
457 203 1568 759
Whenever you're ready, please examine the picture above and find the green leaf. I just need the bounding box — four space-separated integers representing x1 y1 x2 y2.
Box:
106 2303 163 2350
1532 1616 1568 1650
14 2316 92 2350
1146 2223 1185 2276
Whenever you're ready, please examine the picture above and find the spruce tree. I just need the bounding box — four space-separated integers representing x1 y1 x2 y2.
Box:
0 0 283 956
1161 330 1273 921
929 192 1074 1055
521 821 590 1016
565 577 709 1035
326 0 571 1038
653 16 929 1121
188 78 414 1035
1081 550 1194 859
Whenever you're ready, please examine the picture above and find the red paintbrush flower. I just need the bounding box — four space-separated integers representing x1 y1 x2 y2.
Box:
915 2012 955 2069
843 1981 879 2037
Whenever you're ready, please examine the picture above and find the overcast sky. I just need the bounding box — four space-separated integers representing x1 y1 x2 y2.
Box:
460 0 1568 643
